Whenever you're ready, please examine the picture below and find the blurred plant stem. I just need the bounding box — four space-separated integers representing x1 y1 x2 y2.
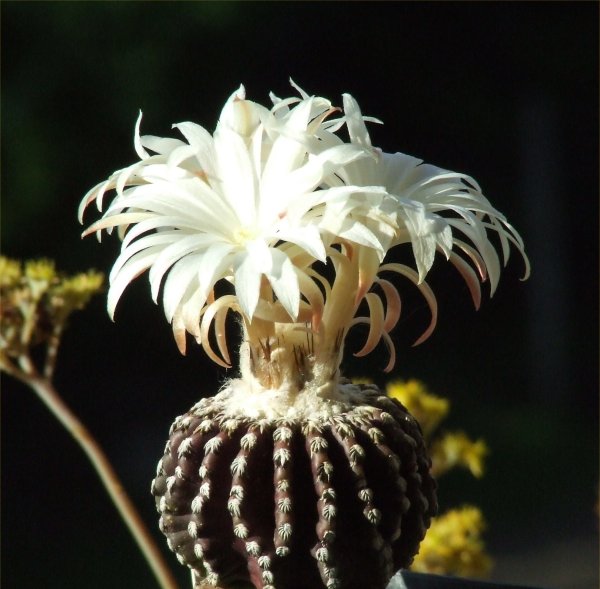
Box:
1 352 180 589
0 257 179 589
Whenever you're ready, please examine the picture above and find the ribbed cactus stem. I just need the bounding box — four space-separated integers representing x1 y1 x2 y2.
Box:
307 428 340 589
152 382 437 589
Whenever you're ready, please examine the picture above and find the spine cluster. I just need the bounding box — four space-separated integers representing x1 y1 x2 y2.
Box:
152 384 437 589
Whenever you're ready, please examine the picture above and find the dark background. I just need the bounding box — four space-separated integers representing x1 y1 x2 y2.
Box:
2 2 598 588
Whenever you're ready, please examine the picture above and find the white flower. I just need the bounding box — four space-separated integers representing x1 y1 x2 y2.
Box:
80 81 528 388
80 83 393 362
324 95 530 365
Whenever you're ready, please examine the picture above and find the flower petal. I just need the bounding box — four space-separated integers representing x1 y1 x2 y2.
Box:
234 254 261 319
266 249 299 321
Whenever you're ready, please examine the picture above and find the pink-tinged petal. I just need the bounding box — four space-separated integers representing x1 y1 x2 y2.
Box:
448 252 483 311
453 239 488 282
379 263 438 346
355 247 381 305
348 315 397 373
446 218 501 294
213 301 232 366
181 286 209 338
171 310 187 355
199 295 238 368
78 179 112 222
353 293 385 357
375 278 402 332
381 331 397 373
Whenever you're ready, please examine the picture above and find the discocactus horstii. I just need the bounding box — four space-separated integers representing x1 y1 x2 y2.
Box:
80 80 529 588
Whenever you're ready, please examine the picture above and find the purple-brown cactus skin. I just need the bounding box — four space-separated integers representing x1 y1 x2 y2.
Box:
152 381 437 589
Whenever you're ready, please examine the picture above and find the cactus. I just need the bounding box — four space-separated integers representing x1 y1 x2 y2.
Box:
152 383 436 589
80 81 527 588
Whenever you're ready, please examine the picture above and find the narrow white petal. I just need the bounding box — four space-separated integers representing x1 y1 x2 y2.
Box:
162 254 203 322
109 232 175 284
275 225 326 262
342 93 373 148
197 243 237 298
173 121 217 177
134 111 150 160
141 135 186 155
108 247 163 318
266 249 299 320
245 239 273 273
213 126 257 227
234 254 261 319
149 234 214 301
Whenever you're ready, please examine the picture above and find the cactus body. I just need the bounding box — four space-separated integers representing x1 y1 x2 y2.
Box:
152 382 437 589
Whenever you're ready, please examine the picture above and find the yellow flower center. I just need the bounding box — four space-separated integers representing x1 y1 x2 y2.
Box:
233 226 258 246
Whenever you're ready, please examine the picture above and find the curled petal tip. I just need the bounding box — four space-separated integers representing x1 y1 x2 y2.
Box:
175 330 187 355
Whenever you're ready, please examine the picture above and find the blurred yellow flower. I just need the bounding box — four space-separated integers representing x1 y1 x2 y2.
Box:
383 378 493 576
431 431 488 479
0 257 22 287
386 379 449 438
49 271 105 323
0 256 104 361
411 506 493 578
24 258 56 283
